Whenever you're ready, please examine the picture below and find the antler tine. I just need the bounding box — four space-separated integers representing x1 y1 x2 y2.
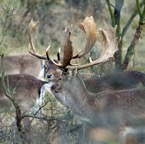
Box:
46 46 62 66
57 47 61 61
28 19 47 60
73 16 97 59
67 26 118 70
45 45 51 60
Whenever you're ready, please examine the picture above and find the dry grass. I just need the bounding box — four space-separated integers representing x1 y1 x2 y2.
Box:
0 92 83 144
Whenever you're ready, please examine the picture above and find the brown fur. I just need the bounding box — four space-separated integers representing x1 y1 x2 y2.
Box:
0 55 42 78
0 74 47 114
84 70 145 93
44 59 145 91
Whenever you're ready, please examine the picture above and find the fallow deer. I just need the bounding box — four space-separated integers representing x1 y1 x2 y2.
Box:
0 54 45 80
0 54 53 130
27 17 145 143
28 19 145 94
45 17 145 143
0 73 53 115
27 20 62 82
84 70 145 93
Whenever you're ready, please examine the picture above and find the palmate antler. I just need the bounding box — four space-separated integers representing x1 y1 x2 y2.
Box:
46 16 97 68
28 16 118 71
46 26 73 68
71 25 118 70
28 20 60 61
28 20 47 60
47 16 118 71
73 16 97 59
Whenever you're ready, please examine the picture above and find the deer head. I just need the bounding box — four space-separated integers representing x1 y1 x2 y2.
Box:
28 20 62 81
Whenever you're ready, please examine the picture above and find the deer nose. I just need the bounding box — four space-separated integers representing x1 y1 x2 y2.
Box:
47 74 52 78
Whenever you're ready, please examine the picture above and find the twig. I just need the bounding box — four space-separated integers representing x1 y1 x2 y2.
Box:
106 0 115 26
0 54 23 133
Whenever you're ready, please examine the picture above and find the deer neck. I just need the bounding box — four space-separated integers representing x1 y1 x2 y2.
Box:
63 74 95 123
65 73 90 102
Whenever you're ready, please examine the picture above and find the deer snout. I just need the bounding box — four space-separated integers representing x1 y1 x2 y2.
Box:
47 73 52 78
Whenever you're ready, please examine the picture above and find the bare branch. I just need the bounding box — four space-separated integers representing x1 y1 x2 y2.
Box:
0 54 23 132
122 22 145 70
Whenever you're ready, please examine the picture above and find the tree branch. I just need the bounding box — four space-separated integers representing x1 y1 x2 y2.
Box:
121 0 144 39
122 0 145 70
106 0 115 26
113 0 124 71
0 54 23 132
